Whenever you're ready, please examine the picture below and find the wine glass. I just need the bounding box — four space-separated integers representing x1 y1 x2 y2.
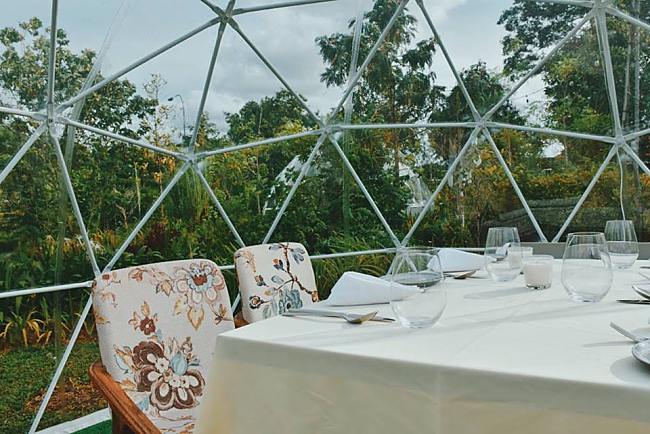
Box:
484 227 523 282
389 248 446 329
561 232 612 302
605 220 638 269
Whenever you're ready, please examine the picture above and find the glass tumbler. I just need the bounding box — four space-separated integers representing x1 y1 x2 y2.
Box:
561 232 613 302
389 248 446 329
605 220 638 269
484 227 523 282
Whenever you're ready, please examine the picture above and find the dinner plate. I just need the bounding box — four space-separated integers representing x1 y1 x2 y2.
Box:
444 268 480 274
631 340 650 367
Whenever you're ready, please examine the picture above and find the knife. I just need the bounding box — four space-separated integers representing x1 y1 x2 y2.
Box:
617 299 650 305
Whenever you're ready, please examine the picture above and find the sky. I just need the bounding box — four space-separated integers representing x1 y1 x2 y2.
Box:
1 0 544 132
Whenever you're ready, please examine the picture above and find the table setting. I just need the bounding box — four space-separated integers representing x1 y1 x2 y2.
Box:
197 220 650 434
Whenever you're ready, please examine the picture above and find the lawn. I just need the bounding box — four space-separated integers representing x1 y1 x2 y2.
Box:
0 340 109 433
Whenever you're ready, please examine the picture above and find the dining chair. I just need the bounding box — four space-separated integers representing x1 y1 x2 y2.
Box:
89 259 234 434
234 242 319 324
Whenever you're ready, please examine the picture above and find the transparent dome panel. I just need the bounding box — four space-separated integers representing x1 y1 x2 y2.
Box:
55 1 219 151
199 26 321 146
602 11 650 139
0 0 52 112
482 127 618 243
232 0 376 124
407 129 515 248
202 132 322 248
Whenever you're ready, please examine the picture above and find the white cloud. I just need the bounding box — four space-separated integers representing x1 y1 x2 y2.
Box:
1 0 515 131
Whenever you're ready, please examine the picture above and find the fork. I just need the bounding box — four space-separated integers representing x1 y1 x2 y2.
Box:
288 308 394 323
282 309 379 324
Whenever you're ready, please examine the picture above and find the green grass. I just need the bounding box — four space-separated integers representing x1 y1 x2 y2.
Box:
0 341 107 434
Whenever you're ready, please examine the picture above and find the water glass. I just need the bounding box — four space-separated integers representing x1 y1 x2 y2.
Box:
605 220 638 269
561 232 613 302
389 248 446 329
484 227 523 282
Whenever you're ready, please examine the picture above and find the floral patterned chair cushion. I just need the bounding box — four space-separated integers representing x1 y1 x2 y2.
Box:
91 259 234 433
234 242 319 323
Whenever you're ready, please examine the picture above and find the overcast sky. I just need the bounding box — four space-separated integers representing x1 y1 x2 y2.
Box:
3 0 542 131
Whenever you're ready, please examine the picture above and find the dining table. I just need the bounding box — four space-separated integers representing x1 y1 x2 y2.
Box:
196 260 650 434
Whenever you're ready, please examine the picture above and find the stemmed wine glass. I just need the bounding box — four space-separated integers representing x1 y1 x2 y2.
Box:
561 232 612 302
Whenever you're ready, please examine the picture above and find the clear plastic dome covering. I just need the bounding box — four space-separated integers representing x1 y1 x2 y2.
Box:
1 0 650 431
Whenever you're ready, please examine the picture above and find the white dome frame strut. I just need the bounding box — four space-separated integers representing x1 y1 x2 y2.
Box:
0 0 648 431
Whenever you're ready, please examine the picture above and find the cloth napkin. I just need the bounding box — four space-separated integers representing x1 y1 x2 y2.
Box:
434 248 494 272
324 271 418 306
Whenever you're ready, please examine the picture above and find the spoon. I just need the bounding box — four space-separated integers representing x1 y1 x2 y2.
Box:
610 321 648 343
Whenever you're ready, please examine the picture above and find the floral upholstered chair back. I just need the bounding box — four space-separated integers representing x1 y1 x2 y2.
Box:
234 242 319 323
91 259 234 433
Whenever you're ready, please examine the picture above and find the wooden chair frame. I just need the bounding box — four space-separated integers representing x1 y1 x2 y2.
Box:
89 317 247 433
89 361 160 434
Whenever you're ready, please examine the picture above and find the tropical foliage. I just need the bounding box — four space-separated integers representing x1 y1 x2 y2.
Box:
1 1 650 430
0 0 649 344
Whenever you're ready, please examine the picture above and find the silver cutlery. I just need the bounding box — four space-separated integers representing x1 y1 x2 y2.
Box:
444 270 478 280
610 321 648 343
290 308 394 322
618 299 650 305
283 309 389 324
632 285 650 300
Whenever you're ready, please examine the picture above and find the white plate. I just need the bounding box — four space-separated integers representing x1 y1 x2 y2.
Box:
444 268 480 274
632 340 650 367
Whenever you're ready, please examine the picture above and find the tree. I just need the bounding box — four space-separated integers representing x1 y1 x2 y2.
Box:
497 0 650 238
0 18 157 247
498 2 585 78
225 90 317 145
498 1 650 155
429 62 524 162
317 0 443 178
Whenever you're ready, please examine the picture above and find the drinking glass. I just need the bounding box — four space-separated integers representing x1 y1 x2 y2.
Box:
509 246 534 273
605 220 638 269
484 227 523 282
561 232 613 302
389 248 446 329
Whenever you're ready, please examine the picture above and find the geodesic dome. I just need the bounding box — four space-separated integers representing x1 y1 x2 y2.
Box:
1 0 650 431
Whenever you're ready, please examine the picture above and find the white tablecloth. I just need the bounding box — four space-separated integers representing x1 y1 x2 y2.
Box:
197 261 650 434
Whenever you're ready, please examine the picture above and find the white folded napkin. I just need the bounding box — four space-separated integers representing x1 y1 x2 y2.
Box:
433 248 495 272
324 271 418 306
